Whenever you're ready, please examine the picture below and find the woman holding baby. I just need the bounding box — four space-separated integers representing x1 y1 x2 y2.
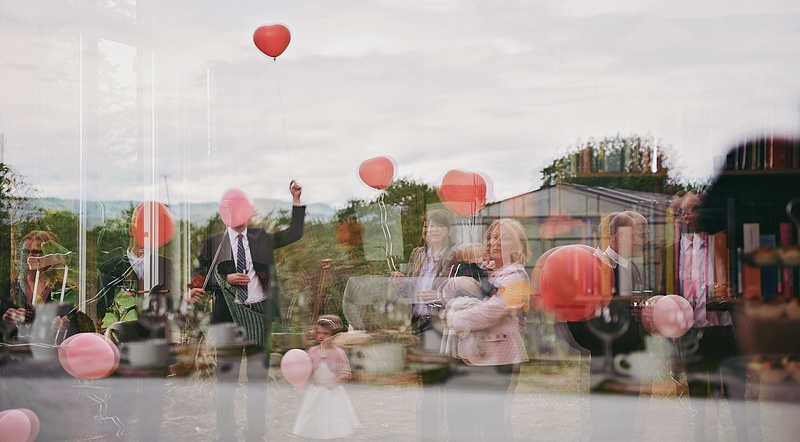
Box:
442 218 531 441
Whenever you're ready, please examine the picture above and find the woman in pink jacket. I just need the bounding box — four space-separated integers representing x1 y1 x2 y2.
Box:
442 218 531 440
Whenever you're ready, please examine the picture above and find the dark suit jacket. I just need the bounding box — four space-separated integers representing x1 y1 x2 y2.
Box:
96 247 176 318
566 258 644 356
195 205 305 323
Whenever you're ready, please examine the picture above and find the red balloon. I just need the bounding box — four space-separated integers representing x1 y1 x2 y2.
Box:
539 245 613 321
653 294 694 338
132 202 176 249
531 246 562 312
58 333 119 379
219 188 255 227
358 156 396 190
532 245 576 312
253 24 291 58
280 348 313 388
439 169 488 216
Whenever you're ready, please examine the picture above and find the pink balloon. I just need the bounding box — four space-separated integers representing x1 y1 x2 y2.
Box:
17 409 40 442
219 188 255 228
653 295 694 338
280 348 313 388
0 409 32 442
105 340 121 377
58 333 119 379
641 295 664 334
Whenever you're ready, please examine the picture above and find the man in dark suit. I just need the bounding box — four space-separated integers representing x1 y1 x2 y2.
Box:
96 202 177 441
187 180 305 441
97 247 176 333
567 211 647 440
568 212 646 355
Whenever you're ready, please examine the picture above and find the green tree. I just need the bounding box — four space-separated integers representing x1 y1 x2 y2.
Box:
16 210 79 251
540 134 700 194
92 203 137 252
335 177 440 261
0 164 36 297
270 178 441 330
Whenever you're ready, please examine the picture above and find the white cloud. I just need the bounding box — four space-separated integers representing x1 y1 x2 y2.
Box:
1 1 799 209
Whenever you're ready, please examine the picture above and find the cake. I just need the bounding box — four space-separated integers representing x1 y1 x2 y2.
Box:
751 246 780 266
779 245 800 266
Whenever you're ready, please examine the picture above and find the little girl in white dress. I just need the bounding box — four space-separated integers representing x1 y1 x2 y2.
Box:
292 315 361 439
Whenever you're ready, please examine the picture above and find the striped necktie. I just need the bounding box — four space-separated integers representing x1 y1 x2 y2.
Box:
236 234 248 303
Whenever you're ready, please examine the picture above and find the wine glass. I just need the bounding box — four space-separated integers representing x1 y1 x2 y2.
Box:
13 309 33 344
585 300 631 375
675 327 703 365
137 284 171 339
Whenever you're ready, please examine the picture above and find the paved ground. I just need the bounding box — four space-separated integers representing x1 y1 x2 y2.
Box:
3 354 800 441
154 359 796 441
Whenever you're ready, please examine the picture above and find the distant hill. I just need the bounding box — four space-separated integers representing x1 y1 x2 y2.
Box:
38 197 336 227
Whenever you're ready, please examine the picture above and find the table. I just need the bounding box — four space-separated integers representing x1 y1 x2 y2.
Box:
341 275 412 331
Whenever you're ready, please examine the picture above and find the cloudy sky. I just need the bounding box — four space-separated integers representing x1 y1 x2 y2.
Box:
1 0 799 210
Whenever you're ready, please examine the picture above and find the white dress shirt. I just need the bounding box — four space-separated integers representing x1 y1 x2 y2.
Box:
604 246 637 296
680 233 732 327
227 227 266 304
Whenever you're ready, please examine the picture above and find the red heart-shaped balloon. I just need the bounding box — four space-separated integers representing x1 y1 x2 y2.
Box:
358 156 396 190
132 201 176 249
253 24 291 58
439 169 488 216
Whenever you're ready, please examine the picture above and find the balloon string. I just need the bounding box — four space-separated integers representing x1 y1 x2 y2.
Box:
462 217 484 278
0 342 59 349
378 194 398 272
464 216 480 244
273 59 294 178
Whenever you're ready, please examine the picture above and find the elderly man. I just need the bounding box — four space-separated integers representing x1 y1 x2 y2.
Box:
676 190 746 441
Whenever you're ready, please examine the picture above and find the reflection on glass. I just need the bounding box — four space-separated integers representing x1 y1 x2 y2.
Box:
586 302 631 375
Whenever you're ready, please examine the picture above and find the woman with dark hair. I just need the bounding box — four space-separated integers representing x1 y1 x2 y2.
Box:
391 208 457 441
393 209 457 336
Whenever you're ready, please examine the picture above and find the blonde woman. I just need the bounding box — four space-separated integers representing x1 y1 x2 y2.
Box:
2 230 73 331
442 218 531 440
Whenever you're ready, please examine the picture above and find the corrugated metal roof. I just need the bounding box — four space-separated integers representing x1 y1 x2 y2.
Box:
484 182 672 210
